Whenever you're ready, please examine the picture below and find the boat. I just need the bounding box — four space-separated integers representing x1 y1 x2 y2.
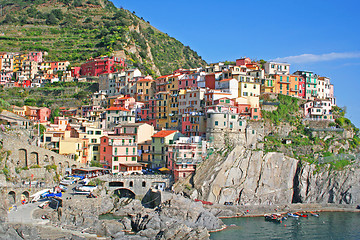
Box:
287 213 299 218
294 212 308 218
38 200 50 209
310 211 319 217
264 214 282 223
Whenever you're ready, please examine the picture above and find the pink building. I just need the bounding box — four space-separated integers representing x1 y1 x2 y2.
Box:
167 136 205 182
236 57 251 66
0 72 12 85
100 135 140 173
138 99 157 127
25 106 51 123
178 73 199 89
113 96 136 110
28 52 43 63
80 56 125 77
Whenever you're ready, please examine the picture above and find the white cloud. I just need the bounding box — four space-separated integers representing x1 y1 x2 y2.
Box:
272 52 360 63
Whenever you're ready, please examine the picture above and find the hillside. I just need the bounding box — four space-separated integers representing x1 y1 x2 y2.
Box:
0 0 206 76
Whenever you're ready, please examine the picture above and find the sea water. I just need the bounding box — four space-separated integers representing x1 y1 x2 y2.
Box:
210 212 360 240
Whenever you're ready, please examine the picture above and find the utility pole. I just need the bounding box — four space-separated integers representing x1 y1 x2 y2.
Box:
38 120 40 147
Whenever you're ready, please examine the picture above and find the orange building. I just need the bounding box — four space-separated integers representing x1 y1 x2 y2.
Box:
274 74 300 97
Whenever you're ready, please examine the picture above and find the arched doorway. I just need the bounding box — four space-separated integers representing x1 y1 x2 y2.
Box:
44 155 49 163
50 156 55 165
19 149 27 167
8 191 16 204
65 161 70 168
114 188 136 199
21 191 30 203
29 152 39 166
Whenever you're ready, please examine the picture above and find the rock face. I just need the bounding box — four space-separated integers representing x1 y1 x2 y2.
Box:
189 146 360 205
295 163 360 204
127 194 220 239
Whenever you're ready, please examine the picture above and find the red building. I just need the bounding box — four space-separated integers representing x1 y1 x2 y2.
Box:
71 67 81 78
80 56 126 77
298 76 306 99
138 99 157 127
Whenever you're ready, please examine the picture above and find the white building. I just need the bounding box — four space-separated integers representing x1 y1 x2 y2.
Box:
264 62 290 75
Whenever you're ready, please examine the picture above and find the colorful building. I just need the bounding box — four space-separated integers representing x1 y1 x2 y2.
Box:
151 130 182 168
100 135 139 173
80 56 125 77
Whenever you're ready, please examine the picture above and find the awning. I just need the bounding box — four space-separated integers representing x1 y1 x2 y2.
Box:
158 167 170 172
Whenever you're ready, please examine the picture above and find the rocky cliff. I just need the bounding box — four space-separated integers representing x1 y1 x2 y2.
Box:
181 146 360 206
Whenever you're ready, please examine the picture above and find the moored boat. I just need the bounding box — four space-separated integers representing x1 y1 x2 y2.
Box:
294 212 308 218
310 211 319 217
287 213 299 218
264 214 282 223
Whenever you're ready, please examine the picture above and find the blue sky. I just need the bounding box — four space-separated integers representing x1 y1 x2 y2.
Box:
114 0 360 127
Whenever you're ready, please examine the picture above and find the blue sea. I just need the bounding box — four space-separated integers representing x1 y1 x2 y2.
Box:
210 212 360 240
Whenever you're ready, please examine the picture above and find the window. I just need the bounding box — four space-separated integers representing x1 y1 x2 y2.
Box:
254 108 257 112
239 121 243 126
114 157 118 161
103 147 106 152
215 121 218 126
93 146 98 151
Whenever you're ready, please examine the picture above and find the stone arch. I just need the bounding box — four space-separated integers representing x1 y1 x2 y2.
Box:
21 191 30 203
8 191 16 205
58 162 63 172
142 181 146 187
65 161 70 168
71 164 76 168
129 181 133 187
29 152 39 166
114 188 135 199
44 155 49 163
50 156 55 165
19 149 27 167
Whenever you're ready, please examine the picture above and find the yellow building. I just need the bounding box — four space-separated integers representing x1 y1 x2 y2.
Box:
261 77 276 93
13 54 28 73
237 75 261 97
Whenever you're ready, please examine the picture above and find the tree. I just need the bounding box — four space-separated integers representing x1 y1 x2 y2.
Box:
46 14 58 25
51 9 64 21
50 107 60 123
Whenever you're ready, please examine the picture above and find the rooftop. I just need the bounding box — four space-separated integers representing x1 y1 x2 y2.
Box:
152 130 178 138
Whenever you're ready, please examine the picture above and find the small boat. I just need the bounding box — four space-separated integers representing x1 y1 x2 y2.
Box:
310 212 319 217
265 214 282 223
38 200 50 209
288 213 299 218
294 212 308 218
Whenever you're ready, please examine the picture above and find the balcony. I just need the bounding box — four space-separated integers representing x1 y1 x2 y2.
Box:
290 88 298 92
278 79 290 84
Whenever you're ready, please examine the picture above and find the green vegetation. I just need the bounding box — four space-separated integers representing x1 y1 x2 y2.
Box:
0 0 206 76
90 160 103 167
45 164 57 172
0 82 97 109
261 94 301 125
30 164 41 169
89 178 105 186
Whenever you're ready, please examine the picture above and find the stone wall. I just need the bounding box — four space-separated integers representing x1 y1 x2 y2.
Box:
100 175 171 197
0 133 84 174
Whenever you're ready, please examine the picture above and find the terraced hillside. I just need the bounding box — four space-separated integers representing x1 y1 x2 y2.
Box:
0 0 206 76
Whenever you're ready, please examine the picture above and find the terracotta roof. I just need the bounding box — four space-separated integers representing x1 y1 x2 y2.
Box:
106 107 130 111
152 130 177 138
219 78 235 82
137 78 154 82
